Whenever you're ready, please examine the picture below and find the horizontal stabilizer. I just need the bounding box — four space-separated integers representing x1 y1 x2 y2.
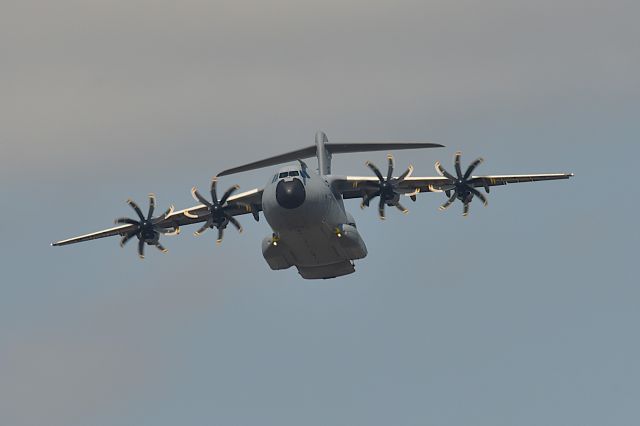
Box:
218 146 317 177
218 142 444 176
326 142 444 154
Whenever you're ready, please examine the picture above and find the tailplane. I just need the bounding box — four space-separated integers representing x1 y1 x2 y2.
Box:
217 131 444 177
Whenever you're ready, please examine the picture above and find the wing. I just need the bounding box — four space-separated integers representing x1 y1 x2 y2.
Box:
52 188 263 247
333 173 574 200
164 187 263 227
52 224 138 247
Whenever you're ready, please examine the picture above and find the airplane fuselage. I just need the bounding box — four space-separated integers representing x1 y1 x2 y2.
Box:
260 165 367 279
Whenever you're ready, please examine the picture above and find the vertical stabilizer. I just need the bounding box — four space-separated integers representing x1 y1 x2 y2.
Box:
315 131 331 175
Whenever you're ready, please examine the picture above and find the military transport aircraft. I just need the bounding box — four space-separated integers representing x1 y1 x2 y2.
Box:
53 131 573 279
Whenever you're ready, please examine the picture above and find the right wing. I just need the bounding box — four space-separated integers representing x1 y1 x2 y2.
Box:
166 187 263 228
52 224 139 247
52 188 263 247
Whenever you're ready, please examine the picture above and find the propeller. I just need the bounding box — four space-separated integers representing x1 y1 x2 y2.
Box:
435 151 488 216
190 177 244 245
361 154 414 220
115 194 177 259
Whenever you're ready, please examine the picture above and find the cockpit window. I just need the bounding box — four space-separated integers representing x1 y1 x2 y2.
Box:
301 169 311 178
276 170 306 181
272 174 278 183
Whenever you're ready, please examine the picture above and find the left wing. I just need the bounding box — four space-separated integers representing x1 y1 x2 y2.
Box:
333 174 574 200
52 188 263 247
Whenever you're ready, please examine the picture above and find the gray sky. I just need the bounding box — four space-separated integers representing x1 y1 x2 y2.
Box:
1 0 638 425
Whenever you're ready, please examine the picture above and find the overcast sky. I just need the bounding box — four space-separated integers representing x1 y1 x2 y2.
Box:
1 1 639 425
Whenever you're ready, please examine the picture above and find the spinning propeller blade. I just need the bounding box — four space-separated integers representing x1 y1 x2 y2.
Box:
434 152 489 216
115 195 177 258
190 177 244 244
361 155 414 219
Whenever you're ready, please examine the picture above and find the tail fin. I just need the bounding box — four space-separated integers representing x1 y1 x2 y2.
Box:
217 131 444 177
316 131 331 175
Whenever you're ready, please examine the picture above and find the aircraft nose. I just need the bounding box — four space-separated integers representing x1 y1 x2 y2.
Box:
276 179 306 209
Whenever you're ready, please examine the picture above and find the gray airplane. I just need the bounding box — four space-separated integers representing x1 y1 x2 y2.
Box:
53 131 573 279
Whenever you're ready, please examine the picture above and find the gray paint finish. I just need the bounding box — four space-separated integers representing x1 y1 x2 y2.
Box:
1 0 639 425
